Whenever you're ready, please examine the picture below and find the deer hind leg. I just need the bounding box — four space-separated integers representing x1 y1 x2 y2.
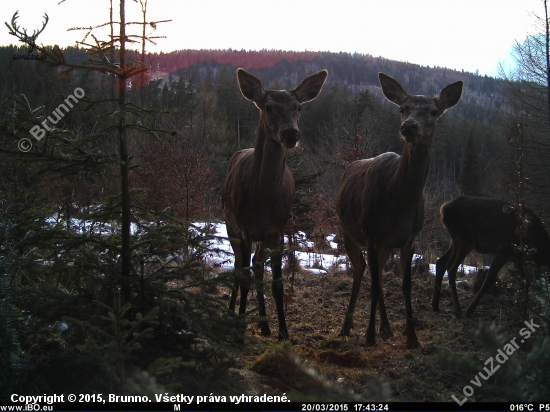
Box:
432 243 454 312
377 248 393 338
267 233 288 341
340 233 366 337
252 241 271 337
465 252 508 318
400 241 420 349
447 242 472 318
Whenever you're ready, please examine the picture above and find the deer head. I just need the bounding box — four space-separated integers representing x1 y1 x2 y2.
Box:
379 73 463 145
236 68 327 149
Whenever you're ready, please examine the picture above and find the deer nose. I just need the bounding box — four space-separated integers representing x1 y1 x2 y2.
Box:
401 120 419 136
281 128 300 147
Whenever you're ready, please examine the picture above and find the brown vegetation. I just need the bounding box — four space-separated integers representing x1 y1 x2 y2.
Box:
224 264 530 402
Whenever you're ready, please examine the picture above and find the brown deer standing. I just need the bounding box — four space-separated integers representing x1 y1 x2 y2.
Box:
337 73 463 348
432 195 550 318
223 68 328 340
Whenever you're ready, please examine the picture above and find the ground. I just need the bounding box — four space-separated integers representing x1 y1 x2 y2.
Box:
221 261 530 402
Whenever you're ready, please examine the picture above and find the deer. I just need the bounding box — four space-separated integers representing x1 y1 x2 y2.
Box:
432 195 550 318
223 68 328 340
337 73 463 348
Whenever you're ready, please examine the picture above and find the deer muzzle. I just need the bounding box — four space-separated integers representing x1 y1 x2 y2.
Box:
400 119 420 141
280 128 300 148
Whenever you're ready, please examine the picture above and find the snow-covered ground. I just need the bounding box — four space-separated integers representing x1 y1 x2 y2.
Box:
202 222 346 274
46 215 479 276
201 222 480 277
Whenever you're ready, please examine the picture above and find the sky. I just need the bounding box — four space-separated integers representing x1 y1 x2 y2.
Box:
0 0 544 77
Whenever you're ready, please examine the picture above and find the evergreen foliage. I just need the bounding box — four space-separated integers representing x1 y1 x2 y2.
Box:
460 131 482 196
444 321 550 401
0 0 242 398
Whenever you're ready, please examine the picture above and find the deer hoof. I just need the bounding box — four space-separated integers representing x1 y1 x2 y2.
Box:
379 324 394 338
339 328 351 337
406 337 421 349
259 322 271 337
365 336 376 347
405 331 421 349
364 326 377 347
340 318 354 336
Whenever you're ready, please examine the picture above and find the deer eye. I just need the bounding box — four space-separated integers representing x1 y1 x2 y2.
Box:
399 107 404 114
430 109 439 117
265 105 273 113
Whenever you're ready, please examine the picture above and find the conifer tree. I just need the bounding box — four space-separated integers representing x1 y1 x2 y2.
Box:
1 0 240 396
460 131 482 196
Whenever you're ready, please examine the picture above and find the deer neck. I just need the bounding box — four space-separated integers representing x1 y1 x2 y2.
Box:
393 140 431 205
251 123 288 196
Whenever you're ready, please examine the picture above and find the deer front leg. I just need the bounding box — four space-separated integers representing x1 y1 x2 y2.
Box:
228 229 251 314
377 248 393 338
340 234 366 337
227 232 251 342
268 234 289 341
365 243 381 346
238 242 253 316
228 240 240 313
252 241 271 337
400 242 420 349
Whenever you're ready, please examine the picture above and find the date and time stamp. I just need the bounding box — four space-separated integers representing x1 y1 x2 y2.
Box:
5 395 550 412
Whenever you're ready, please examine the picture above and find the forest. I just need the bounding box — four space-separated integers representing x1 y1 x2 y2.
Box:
0 0 549 406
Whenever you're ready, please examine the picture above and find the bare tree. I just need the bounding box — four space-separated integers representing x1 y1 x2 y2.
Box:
499 0 550 216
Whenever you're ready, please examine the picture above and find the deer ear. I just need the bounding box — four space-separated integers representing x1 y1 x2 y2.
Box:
437 80 463 112
236 68 266 103
379 72 408 106
292 70 328 103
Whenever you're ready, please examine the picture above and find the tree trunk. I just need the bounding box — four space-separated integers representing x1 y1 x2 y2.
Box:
119 0 132 301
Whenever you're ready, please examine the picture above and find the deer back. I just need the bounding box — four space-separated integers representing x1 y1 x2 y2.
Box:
441 196 550 266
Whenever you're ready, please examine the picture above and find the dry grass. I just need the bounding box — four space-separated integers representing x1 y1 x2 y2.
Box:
222 264 528 402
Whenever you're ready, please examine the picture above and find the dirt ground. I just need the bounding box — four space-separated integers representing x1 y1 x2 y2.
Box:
223 261 530 402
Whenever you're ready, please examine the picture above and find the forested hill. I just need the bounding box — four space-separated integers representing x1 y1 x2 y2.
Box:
0 46 503 125
155 49 503 125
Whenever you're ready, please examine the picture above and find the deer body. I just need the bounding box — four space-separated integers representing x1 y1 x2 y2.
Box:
339 148 428 248
337 73 463 348
432 195 550 317
225 145 293 242
223 68 327 340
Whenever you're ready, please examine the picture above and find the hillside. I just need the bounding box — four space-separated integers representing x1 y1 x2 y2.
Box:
155 49 504 125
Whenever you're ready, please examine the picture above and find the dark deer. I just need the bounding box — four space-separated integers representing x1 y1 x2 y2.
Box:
337 73 463 348
223 68 328 340
432 195 550 317
6 11 49 53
